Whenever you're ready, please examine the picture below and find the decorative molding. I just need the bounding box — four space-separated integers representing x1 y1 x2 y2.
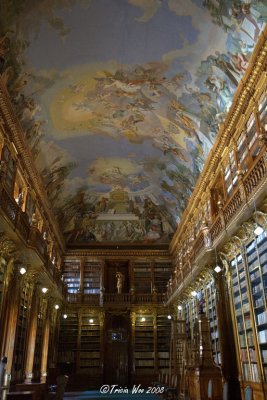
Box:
170 28 267 254
0 231 15 259
65 249 171 258
0 82 65 252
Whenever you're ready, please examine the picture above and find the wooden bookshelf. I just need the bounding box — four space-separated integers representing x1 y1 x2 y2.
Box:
157 314 171 373
204 281 221 365
1 145 16 195
58 312 78 365
133 261 151 293
134 314 154 373
83 260 100 294
79 314 101 371
12 284 30 382
32 299 45 380
0 265 4 314
154 261 172 293
230 252 260 382
63 259 80 293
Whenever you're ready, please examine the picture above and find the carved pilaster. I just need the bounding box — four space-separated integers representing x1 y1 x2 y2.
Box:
24 285 41 383
1 269 20 376
99 311 105 378
40 303 50 383
130 311 136 378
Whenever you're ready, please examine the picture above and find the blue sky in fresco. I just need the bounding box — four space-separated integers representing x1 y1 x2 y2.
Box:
25 0 198 69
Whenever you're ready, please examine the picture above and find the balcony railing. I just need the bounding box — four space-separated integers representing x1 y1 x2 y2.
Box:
0 184 65 295
66 292 166 305
167 150 267 300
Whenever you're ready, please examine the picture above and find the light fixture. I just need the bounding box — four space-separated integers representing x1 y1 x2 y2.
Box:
41 287 48 294
89 318 94 323
167 315 172 320
191 290 197 297
19 267 26 275
254 225 264 236
214 265 221 273
63 314 68 319
141 317 146 322
54 304 59 310
178 305 182 311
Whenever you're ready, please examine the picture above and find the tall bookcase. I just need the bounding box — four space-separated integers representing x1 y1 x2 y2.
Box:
247 232 267 380
204 281 221 365
183 282 221 366
230 252 259 382
79 314 101 371
64 259 80 293
157 314 171 373
134 314 154 373
12 284 30 382
1 145 16 195
154 261 172 293
32 298 45 380
230 230 267 383
58 312 78 364
83 260 100 294
133 261 151 293
0 265 4 315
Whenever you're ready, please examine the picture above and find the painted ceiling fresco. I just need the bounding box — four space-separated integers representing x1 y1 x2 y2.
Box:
1 0 267 244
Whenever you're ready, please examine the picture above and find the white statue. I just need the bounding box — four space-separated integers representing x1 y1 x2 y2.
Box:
116 271 124 294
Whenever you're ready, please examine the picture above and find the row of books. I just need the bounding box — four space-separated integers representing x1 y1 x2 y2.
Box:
258 330 267 343
261 349 267 363
257 311 267 325
80 360 100 367
240 348 257 362
242 362 259 382
80 351 100 357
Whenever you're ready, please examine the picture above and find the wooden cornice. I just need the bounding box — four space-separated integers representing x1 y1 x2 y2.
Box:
0 81 65 252
65 248 171 259
170 26 267 254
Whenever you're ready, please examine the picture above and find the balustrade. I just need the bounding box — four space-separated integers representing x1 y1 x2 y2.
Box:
0 184 62 296
65 292 164 305
168 149 267 300
244 154 266 198
223 189 242 225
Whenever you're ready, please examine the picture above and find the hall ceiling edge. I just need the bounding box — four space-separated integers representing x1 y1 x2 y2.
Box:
0 0 266 246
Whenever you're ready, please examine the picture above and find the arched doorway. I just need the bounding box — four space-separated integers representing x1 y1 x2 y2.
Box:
104 313 130 386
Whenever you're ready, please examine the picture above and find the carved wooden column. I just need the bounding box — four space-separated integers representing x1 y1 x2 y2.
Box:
99 311 105 384
40 300 50 383
153 310 158 376
130 311 136 386
171 313 178 375
77 308 82 371
1 261 20 377
47 304 60 369
24 285 40 383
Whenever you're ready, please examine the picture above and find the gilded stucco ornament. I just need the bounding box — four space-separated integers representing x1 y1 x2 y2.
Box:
253 210 267 231
237 221 255 241
0 232 16 259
